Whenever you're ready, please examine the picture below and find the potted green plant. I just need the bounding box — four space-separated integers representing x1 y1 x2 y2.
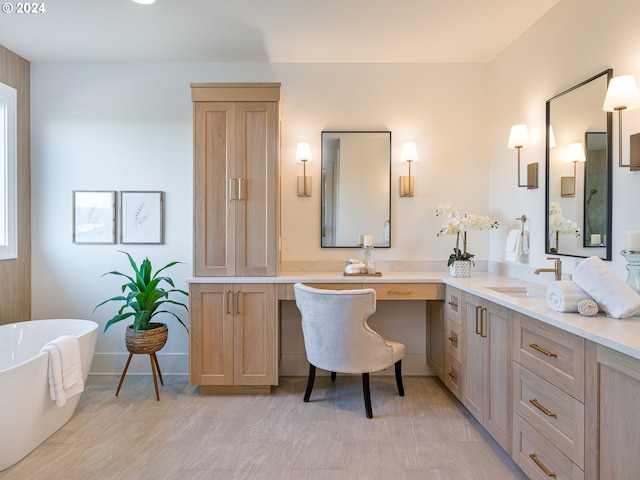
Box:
94 251 188 355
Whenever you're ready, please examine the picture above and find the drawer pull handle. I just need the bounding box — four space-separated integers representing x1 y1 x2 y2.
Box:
529 343 558 358
529 398 557 418
475 306 482 335
448 301 458 308
448 335 458 346
529 453 557 478
388 289 413 295
448 371 457 381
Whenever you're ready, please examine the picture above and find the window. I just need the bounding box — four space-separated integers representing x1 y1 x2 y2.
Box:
0 82 17 260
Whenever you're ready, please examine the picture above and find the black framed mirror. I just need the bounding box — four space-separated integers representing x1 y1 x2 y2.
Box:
321 131 391 248
545 69 613 260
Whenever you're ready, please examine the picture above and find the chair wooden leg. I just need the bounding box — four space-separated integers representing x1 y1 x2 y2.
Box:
330 371 336 382
362 373 373 418
115 353 133 397
152 352 164 385
395 359 405 396
304 364 316 402
150 354 160 401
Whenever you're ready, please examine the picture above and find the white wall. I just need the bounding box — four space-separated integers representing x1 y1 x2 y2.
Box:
489 0 640 282
30 62 491 374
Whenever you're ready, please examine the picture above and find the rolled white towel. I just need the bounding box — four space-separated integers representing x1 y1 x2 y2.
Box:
546 281 593 313
573 256 640 319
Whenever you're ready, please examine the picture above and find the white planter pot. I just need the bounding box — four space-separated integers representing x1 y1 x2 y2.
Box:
450 260 471 278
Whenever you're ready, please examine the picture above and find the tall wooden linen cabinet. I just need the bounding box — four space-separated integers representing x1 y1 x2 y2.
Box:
189 83 281 393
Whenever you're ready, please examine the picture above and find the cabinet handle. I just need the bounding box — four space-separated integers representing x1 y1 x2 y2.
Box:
226 290 233 314
237 178 246 201
448 301 458 308
480 307 487 338
529 398 558 418
475 306 482 335
228 178 236 201
448 335 458 347
529 343 558 358
529 453 557 478
235 290 242 315
448 370 458 381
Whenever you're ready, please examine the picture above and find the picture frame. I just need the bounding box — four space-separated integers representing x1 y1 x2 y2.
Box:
120 191 164 244
73 190 117 244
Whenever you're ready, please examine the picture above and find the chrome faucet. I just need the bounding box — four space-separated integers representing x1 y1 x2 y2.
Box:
534 257 562 281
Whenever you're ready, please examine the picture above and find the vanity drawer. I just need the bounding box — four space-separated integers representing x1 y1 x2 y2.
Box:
514 363 584 467
513 413 583 480
366 283 444 300
514 313 585 401
445 317 462 363
282 282 363 299
445 287 461 323
444 353 462 400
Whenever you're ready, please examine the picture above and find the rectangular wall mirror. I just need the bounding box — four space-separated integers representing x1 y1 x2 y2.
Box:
321 131 391 248
545 69 612 260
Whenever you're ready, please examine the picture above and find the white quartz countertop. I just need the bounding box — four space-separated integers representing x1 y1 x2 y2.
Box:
188 271 640 361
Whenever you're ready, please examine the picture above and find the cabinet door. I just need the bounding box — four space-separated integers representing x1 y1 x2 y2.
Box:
193 102 236 276
234 102 278 276
462 293 485 421
427 300 445 380
484 301 512 453
189 283 234 385
234 284 278 385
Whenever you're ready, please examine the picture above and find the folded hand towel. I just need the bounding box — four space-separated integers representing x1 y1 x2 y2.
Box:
505 230 520 262
573 256 640 319
40 335 84 407
546 281 593 313
516 231 530 255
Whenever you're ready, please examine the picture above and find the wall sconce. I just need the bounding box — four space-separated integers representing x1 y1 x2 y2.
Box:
561 142 586 197
399 142 418 197
296 142 312 197
602 74 640 168
508 124 537 188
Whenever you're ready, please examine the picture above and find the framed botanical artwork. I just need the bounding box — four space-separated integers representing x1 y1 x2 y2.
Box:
73 190 117 244
120 191 164 244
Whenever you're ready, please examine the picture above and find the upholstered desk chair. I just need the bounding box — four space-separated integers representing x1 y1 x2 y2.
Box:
293 283 405 418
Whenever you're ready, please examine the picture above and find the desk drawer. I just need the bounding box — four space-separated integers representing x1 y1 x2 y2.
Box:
282 283 362 300
365 283 444 300
445 317 461 363
514 362 584 467
514 313 585 401
513 413 583 480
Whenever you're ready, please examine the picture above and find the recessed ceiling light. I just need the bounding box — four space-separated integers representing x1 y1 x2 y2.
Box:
132 0 155 4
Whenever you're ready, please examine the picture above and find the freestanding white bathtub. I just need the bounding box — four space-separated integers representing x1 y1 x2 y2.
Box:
0 319 98 471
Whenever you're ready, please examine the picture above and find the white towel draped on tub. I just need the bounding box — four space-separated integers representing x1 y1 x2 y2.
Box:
546 281 593 313
40 335 84 407
573 256 640 319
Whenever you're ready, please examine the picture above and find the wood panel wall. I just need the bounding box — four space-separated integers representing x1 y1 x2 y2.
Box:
0 45 30 325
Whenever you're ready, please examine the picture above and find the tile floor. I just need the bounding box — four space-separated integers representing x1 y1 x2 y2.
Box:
1 375 527 479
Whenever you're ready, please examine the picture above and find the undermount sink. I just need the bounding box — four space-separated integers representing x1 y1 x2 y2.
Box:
486 286 546 299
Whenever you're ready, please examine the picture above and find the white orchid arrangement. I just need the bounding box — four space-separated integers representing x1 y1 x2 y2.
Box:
436 202 499 266
548 202 580 235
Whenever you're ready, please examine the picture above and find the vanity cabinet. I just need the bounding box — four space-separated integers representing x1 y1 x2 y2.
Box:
189 283 277 392
512 313 585 479
584 342 640 479
443 287 462 398
461 292 512 453
191 83 280 277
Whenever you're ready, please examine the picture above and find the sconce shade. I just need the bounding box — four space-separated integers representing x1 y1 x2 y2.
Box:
603 75 640 111
401 142 419 163
508 124 530 149
295 142 312 162
565 142 586 163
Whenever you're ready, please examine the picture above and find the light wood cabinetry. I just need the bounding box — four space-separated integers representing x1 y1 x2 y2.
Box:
443 287 462 398
585 342 640 479
189 283 277 393
461 292 512 453
190 83 281 392
191 83 280 277
512 313 585 479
